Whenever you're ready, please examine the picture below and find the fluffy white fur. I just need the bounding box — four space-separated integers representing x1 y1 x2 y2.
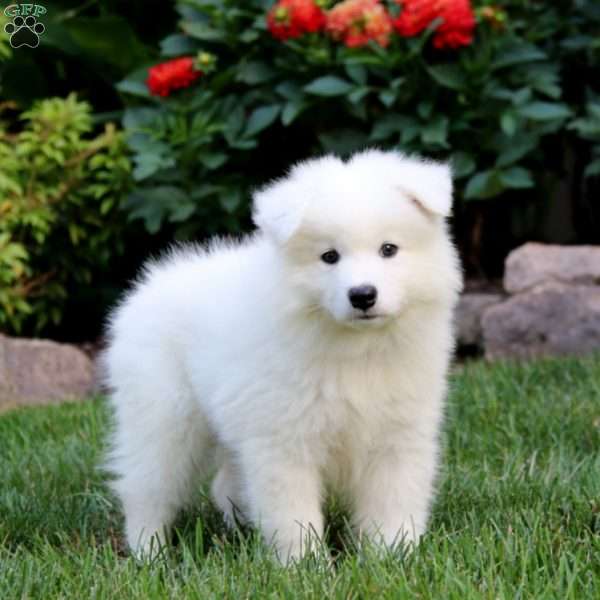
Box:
103 149 463 563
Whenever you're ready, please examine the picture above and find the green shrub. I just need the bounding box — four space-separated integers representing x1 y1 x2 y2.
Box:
116 0 599 241
0 94 132 334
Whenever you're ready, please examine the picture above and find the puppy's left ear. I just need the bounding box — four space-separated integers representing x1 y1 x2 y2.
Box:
252 177 306 243
397 159 453 218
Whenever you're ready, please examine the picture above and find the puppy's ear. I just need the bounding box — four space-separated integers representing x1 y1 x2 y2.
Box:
396 159 453 218
252 177 306 243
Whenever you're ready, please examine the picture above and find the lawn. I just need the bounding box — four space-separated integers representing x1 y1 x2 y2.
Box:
1 357 599 599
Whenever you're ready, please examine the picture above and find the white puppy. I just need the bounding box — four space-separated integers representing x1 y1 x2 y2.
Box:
103 149 462 562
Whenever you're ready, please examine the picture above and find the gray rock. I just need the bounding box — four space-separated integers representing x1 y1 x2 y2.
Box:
455 293 504 349
504 243 600 294
0 334 95 411
482 283 600 359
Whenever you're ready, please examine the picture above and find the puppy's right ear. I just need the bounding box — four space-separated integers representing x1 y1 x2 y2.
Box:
252 177 306 244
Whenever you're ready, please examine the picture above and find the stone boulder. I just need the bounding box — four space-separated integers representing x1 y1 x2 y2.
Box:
482 282 600 359
0 334 96 411
455 293 504 350
504 243 600 294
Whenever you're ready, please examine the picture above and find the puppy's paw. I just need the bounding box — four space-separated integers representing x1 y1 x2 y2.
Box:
126 521 170 562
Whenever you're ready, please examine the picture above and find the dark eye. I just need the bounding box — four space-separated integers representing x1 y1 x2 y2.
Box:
321 249 340 265
380 243 398 258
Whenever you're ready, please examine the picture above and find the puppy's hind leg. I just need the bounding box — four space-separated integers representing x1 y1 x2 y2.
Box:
107 375 212 559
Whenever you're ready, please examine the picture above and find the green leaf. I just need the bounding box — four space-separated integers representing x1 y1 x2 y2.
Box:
341 54 384 67
561 35 592 51
519 102 572 121
370 114 416 142
487 87 532 106
190 185 222 201
465 171 504 200
50 306 62 325
229 139 257 150
491 42 546 70
528 65 561 99
421 116 448 147
304 76 353 97
417 101 433 119
181 21 223 41
348 87 370 104
451 152 476 179
123 108 162 130
378 90 396 108
584 159 600 178
500 112 517 137
275 82 303 101
199 153 228 170
570 120 600 139
224 105 245 141
495 135 538 168
125 186 188 234
401 123 420 144
100 198 114 215
499 167 534 189
237 61 276 85
169 203 196 222
281 100 307 126
427 64 465 90
220 189 242 213
588 103 600 120
512 88 532 106
116 78 151 98
239 29 259 43
68 223 81 245
133 154 175 181
127 132 175 181
160 34 197 57
243 105 281 137
116 66 157 99
344 64 367 86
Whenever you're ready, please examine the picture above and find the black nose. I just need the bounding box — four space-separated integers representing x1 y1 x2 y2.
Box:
348 285 377 311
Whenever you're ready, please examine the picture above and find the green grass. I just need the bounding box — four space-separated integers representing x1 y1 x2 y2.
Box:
1 357 599 599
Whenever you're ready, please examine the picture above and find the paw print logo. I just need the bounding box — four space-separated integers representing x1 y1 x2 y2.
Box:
4 15 45 48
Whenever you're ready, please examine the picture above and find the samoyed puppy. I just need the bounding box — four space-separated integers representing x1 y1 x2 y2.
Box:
103 149 462 563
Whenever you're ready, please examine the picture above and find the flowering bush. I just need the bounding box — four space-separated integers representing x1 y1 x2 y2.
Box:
116 0 600 266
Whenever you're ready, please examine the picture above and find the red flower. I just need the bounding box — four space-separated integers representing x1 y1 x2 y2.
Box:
267 0 326 40
146 57 203 97
394 0 476 49
326 0 393 48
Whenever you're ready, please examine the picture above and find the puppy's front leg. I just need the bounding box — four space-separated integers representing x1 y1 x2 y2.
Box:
352 435 438 550
239 445 324 564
